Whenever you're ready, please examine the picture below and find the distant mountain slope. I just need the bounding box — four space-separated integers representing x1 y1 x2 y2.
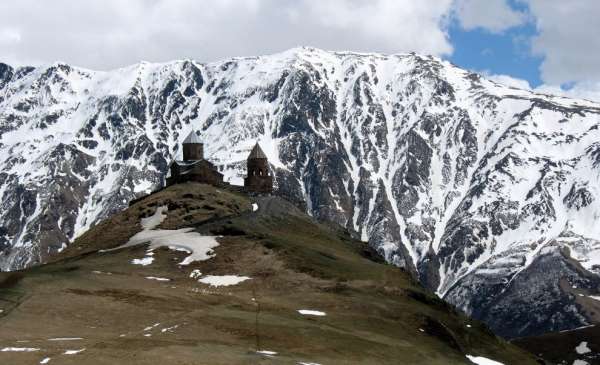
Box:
1 48 600 338
0 182 538 364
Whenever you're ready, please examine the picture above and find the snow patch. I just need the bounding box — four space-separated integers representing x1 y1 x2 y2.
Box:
140 206 167 230
1 347 40 352
91 270 112 275
109 206 221 266
131 256 154 266
466 355 504 365
47 337 83 341
161 325 179 333
134 179 153 194
145 276 170 282
198 275 251 287
143 323 160 331
256 350 277 356
252 203 258 212
169 246 191 253
298 309 326 316
64 349 85 355
576 341 591 354
40 358 51 364
189 269 202 279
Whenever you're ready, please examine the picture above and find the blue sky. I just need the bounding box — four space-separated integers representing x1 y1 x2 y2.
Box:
447 0 544 87
444 0 600 100
448 21 543 87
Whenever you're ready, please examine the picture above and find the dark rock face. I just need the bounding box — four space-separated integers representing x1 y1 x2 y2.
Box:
445 243 600 338
0 63 13 92
1 48 600 338
564 183 594 210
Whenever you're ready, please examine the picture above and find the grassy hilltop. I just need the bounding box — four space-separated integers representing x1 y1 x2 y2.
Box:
0 183 539 364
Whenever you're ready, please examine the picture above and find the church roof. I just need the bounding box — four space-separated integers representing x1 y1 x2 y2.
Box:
248 143 267 159
183 130 202 144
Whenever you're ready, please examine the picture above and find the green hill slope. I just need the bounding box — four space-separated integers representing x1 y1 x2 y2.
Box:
0 183 539 364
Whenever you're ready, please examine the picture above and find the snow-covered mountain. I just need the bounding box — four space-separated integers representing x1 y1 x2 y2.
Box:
1 47 600 338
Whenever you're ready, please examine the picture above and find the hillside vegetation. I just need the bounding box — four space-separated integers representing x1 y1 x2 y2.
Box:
0 183 539 364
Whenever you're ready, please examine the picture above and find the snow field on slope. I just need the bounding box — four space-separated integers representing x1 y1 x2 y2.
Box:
197 275 251 287
113 206 253 287
109 205 221 266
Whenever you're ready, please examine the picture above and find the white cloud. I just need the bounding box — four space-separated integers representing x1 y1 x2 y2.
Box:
306 0 454 56
468 1 600 103
524 0 600 85
486 72 600 103
0 0 454 69
453 0 527 33
487 73 532 90
0 28 21 45
535 82 600 103
453 1 600 94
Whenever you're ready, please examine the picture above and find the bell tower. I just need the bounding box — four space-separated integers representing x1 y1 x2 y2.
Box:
182 130 203 161
244 143 273 194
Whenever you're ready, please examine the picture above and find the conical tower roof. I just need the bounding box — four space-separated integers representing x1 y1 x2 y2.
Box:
248 143 267 159
183 130 202 144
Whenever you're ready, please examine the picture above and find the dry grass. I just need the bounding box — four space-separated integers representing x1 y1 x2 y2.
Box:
0 183 540 365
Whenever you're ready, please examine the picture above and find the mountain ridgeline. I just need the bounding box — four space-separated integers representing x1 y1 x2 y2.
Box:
1 48 600 338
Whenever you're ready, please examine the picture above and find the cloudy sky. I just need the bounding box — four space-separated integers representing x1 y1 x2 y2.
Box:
1 0 599 101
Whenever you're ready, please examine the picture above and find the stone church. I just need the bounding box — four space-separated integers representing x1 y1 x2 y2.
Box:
244 143 273 194
166 131 224 186
166 130 273 194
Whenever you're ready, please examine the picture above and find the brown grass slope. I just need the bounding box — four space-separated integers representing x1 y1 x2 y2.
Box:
0 183 540 364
